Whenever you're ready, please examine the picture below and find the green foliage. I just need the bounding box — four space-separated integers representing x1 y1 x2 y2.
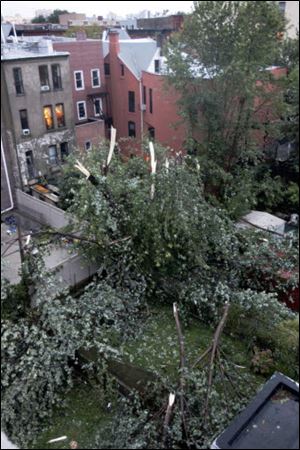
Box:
165 1 291 215
2 139 298 447
31 15 47 23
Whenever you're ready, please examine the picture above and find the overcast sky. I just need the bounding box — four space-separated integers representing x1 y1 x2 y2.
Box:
2 1 194 19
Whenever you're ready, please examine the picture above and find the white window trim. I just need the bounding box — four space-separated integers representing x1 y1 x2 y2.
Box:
77 101 87 120
94 98 103 117
91 68 101 88
85 140 92 151
74 70 85 91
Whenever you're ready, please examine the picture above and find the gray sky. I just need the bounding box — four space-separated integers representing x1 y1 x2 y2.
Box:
2 1 194 19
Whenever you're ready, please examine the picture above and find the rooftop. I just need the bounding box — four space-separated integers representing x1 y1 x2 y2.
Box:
1 41 69 61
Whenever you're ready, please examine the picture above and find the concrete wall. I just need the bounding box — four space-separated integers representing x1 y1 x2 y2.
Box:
16 189 72 229
51 252 99 287
285 1 299 38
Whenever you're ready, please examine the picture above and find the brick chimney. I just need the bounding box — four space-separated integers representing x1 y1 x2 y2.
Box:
108 30 120 55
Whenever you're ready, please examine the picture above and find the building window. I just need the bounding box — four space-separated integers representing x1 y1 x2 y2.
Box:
154 59 160 73
52 64 62 90
128 91 135 113
55 103 65 128
121 64 125 76
74 70 84 90
85 141 92 151
13 67 24 95
60 142 69 161
25 150 35 178
279 1 286 14
94 98 103 117
48 145 58 165
104 63 110 76
128 121 136 138
91 68 101 87
43 105 54 130
77 101 87 120
19 109 29 130
148 127 155 141
39 65 50 88
143 86 147 105
149 88 153 114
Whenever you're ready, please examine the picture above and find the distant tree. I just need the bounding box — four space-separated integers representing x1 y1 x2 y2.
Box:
47 9 70 23
165 1 287 217
31 15 47 23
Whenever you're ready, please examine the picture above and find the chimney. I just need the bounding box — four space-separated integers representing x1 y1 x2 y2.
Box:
108 29 120 54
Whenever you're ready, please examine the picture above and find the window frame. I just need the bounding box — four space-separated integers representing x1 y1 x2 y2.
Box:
19 109 29 130
128 121 136 138
13 67 24 95
43 105 54 130
48 145 58 165
94 98 103 117
74 70 85 91
51 64 62 90
154 59 160 74
39 65 50 88
128 91 135 113
85 140 92 151
77 101 87 121
104 63 110 76
55 103 65 128
91 68 101 88
149 88 153 114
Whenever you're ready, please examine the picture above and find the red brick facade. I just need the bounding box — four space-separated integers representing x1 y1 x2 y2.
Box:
53 40 106 150
105 32 187 153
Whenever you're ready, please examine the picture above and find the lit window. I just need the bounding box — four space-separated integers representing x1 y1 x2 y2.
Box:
74 71 84 90
43 105 54 130
55 103 65 127
48 145 58 165
77 101 87 120
91 69 100 87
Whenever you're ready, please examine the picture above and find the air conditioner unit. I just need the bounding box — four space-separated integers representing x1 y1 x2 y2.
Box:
22 129 31 136
141 104 146 111
41 85 50 91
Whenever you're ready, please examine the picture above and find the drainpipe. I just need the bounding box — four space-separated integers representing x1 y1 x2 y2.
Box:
139 79 144 140
1 138 14 213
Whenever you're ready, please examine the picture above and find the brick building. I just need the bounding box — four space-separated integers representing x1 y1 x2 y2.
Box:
103 30 187 154
53 36 106 151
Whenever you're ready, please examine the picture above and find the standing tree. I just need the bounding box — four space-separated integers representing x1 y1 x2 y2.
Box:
165 1 286 217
